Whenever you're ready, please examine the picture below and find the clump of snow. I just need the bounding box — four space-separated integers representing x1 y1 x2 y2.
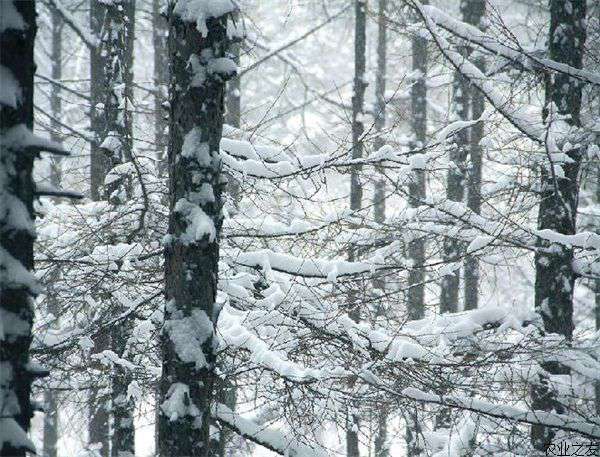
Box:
165 309 213 368
174 198 217 243
173 0 236 37
0 66 21 109
161 383 200 421
0 2 25 33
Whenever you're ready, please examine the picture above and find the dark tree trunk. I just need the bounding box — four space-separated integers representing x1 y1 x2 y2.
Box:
158 5 235 457
0 2 38 456
346 1 367 456
153 0 169 176
104 3 137 457
406 4 428 455
463 0 485 311
407 1 428 323
90 1 109 202
440 4 470 315
372 2 388 456
531 0 586 451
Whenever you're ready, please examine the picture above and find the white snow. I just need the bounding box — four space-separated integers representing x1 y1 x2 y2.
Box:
0 66 21 109
173 0 236 37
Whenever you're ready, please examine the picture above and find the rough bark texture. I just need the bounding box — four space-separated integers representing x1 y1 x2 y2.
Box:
159 6 234 457
531 0 586 451
0 2 38 456
346 2 367 456
463 0 485 311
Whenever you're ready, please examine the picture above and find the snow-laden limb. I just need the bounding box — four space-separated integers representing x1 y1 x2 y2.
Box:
1 124 69 156
213 404 327 457
218 304 328 382
401 387 600 440
413 1 545 144
231 248 386 282
0 419 35 455
45 0 99 49
418 3 600 87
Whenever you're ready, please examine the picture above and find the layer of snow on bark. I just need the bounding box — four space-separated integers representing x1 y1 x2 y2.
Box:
174 198 217 243
0 2 25 33
174 0 235 37
0 66 21 109
161 382 200 421
166 309 213 369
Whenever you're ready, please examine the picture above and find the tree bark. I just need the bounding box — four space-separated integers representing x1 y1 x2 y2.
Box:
531 0 586 451
158 5 235 456
103 3 137 457
463 0 485 311
153 0 169 177
43 5 63 457
440 3 470 315
0 2 38 456
373 2 388 456
406 4 428 454
346 1 367 456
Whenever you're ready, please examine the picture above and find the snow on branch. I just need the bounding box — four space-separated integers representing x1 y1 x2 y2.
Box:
401 387 600 440
213 404 327 457
412 1 545 144
418 3 600 87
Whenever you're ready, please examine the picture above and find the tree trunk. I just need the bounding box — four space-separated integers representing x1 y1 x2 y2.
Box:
531 0 586 451
440 6 470 315
49 4 63 189
153 0 169 177
0 2 39 456
103 3 137 457
406 3 428 455
158 5 235 456
346 1 367 456
463 0 485 311
43 5 63 457
372 2 388 456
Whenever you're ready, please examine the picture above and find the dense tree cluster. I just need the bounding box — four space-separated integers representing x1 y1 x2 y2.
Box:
2 1 600 456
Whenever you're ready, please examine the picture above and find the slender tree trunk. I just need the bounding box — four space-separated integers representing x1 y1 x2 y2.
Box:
158 5 236 456
372 2 388 456
406 3 428 455
104 3 137 457
49 4 63 189
153 0 168 176
531 0 586 451
0 2 39 456
440 9 470 315
463 0 485 311
346 1 367 456
43 5 63 457
225 21 241 210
